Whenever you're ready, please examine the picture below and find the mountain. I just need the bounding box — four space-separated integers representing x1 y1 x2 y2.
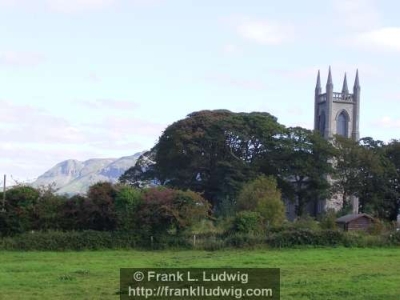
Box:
32 152 145 195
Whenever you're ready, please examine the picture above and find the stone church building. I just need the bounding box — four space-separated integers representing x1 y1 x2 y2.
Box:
286 67 361 220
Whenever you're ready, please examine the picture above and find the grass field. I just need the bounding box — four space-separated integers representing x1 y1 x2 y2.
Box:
0 247 400 299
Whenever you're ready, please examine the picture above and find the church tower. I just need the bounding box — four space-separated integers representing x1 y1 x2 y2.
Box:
314 67 360 140
314 67 361 214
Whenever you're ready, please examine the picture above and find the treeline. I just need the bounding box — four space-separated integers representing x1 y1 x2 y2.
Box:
1 176 399 250
0 182 209 238
121 110 400 221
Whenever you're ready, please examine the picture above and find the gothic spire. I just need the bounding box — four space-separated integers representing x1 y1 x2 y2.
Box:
342 73 349 94
326 66 333 87
354 69 360 89
315 70 321 90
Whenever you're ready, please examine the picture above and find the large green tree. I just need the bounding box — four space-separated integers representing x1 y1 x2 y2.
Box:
382 140 400 220
127 110 286 207
277 127 335 216
331 135 365 210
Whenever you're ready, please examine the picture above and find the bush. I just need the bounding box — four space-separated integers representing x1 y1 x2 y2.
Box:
341 231 390 247
232 211 264 235
291 215 320 231
318 209 337 230
267 229 343 248
368 220 385 235
225 233 266 248
0 230 140 251
237 175 286 227
388 230 400 245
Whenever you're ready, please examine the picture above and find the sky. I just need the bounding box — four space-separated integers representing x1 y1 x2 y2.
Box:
1 0 400 183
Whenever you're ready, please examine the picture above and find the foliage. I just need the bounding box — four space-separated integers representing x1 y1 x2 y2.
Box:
114 184 142 231
130 110 285 207
318 209 337 230
278 127 335 216
267 229 344 247
0 230 139 251
0 185 39 236
232 211 264 234
137 187 210 237
86 182 118 231
290 215 320 231
332 135 364 209
237 175 286 227
381 140 400 220
33 185 66 231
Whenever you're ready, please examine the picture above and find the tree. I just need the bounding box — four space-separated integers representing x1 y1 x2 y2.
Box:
331 135 365 210
114 184 142 231
33 185 65 231
137 187 210 237
60 194 86 230
86 182 117 231
123 110 285 208
382 140 400 220
356 137 395 218
236 175 286 227
277 127 335 216
0 185 39 235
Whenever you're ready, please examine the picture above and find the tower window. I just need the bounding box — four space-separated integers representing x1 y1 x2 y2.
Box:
336 111 348 137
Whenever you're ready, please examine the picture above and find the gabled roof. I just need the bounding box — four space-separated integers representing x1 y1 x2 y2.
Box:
336 213 374 223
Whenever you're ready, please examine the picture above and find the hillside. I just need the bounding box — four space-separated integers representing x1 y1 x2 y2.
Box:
31 152 144 195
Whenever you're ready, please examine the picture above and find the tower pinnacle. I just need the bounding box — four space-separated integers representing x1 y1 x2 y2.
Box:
326 66 333 87
342 73 349 94
315 70 321 91
354 69 360 89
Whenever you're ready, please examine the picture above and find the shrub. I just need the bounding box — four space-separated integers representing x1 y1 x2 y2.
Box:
114 185 142 231
0 230 140 251
318 209 337 230
232 211 264 235
237 175 286 227
291 215 320 231
267 229 343 248
137 187 210 237
368 219 385 235
225 233 266 248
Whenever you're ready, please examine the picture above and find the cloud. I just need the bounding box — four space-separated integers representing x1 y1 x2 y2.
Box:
275 63 383 83
274 66 320 80
372 116 400 129
45 0 115 13
206 73 266 90
84 116 167 138
222 16 294 45
0 51 44 67
0 0 163 13
0 101 86 144
331 0 380 31
79 99 139 110
88 72 101 83
222 44 241 55
0 101 157 181
353 27 400 52
236 18 294 45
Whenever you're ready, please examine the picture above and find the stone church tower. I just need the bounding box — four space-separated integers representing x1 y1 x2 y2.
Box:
314 67 360 140
314 67 361 214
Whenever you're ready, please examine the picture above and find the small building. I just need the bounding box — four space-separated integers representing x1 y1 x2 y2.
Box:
336 214 375 232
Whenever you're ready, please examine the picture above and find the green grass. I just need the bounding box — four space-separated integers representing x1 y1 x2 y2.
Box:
0 247 400 299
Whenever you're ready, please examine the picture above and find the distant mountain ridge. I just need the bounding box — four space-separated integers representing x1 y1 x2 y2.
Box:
32 152 145 195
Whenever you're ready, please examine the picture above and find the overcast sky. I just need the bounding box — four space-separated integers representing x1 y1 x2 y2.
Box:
1 0 400 182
